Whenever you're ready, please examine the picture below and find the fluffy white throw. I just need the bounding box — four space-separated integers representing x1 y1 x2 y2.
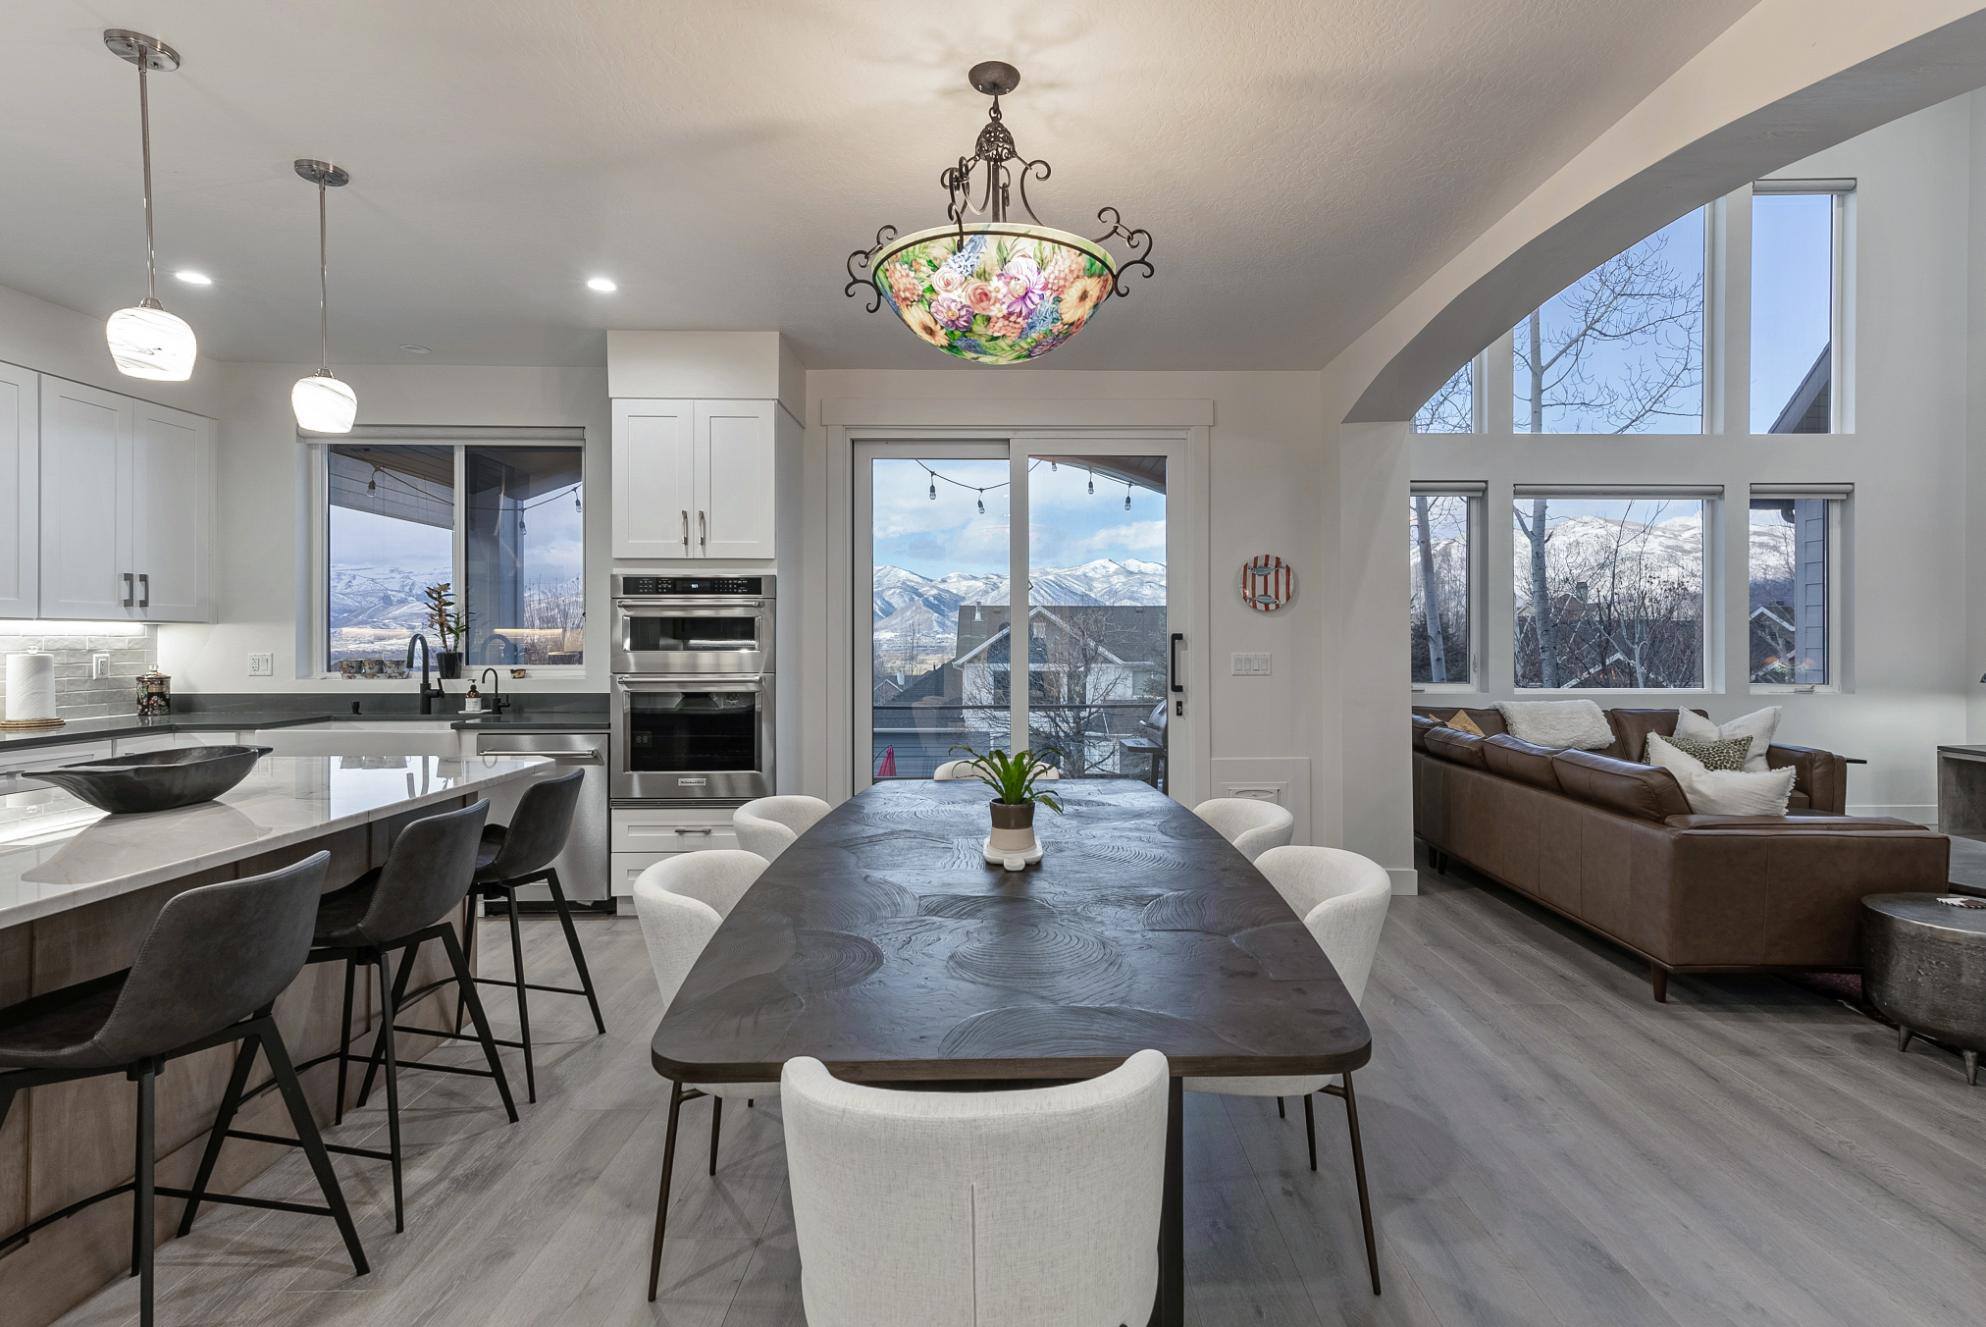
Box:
1495 699 1615 750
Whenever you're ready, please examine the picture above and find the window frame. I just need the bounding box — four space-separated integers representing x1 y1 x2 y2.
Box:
1745 486 1848 696
1408 483 1484 692
1508 485 1720 695
1748 180 1854 436
308 432 588 680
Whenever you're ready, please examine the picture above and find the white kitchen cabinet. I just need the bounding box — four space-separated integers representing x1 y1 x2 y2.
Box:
38 377 214 622
0 362 37 618
612 398 777 561
0 739 113 776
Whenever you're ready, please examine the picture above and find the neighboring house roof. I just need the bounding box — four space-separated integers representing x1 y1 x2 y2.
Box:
952 604 1157 669
1768 343 1832 434
1749 603 1795 633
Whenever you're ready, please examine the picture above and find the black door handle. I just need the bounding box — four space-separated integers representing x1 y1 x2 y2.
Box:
1169 632 1184 694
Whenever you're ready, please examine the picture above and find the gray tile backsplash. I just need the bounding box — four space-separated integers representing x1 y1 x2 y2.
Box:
0 628 158 719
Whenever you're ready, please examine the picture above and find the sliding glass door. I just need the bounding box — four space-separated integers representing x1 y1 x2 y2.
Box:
854 435 1189 799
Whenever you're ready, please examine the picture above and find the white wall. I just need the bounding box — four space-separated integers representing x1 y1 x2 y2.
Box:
1403 97 1977 821
0 282 224 420
156 361 611 694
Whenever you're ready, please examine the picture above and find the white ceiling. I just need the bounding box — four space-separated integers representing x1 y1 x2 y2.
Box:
0 1 1757 371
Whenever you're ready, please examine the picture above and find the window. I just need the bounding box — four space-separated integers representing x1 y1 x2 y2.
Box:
325 435 585 670
1748 491 1842 685
1513 492 1708 689
1513 208 1706 434
1413 362 1474 434
1409 489 1475 686
1751 185 1847 433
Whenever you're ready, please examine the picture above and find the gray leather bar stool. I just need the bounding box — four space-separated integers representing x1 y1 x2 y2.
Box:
0 852 366 1327
180 799 516 1236
433 769 603 1104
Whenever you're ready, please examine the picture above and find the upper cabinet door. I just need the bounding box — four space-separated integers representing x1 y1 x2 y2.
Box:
0 362 37 618
613 399 696 559
39 377 135 619
128 400 214 621
694 400 776 561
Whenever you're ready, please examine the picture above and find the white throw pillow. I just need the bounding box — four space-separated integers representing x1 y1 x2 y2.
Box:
1494 699 1615 751
1647 733 1796 816
1674 706 1780 772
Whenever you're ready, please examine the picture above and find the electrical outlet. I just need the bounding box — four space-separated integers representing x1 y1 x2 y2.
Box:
247 652 275 677
90 653 110 680
1230 651 1272 676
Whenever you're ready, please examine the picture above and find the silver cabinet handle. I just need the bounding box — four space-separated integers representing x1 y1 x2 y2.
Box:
680 510 689 549
122 572 135 608
677 826 714 836
137 572 149 610
698 510 707 548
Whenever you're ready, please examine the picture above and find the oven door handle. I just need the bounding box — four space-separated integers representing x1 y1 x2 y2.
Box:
615 600 767 613
616 676 766 693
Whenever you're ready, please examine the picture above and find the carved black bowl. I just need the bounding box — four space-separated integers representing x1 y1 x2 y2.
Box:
28 744 272 814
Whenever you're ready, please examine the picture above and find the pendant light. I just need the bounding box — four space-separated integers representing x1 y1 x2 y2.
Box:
291 159 357 434
103 30 197 381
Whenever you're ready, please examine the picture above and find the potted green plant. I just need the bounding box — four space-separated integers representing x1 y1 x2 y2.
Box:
952 745 1063 870
423 582 468 680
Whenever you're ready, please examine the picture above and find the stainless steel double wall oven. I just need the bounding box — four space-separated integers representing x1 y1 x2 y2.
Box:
610 572 775 801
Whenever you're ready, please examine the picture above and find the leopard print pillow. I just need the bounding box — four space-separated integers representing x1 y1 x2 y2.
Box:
1646 733 1750 771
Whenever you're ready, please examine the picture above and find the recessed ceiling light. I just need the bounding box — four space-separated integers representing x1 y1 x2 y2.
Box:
173 269 213 286
585 275 618 293
399 343 432 355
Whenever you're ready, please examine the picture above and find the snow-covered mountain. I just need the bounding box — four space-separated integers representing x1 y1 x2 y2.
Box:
1414 513 1795 608
873 558 1167 667
328 566 444 630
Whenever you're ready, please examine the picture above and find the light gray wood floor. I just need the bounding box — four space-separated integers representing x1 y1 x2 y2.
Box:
51 863 1986 1326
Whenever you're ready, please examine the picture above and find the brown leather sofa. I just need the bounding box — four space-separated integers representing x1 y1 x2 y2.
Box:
1411 706 1950 1000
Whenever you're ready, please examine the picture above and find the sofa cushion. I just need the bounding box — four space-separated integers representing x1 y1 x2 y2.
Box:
1606 708 1697 761
1411 713 1441 751
1550 749 1691 822
1423 726 1489 768
1664 814 1922 830
1482 734 1563 792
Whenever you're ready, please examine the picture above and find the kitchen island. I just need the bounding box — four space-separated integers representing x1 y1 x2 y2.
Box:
0 753 546 1326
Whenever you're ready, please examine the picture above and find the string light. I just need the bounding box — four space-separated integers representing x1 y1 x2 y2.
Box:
930 477 937 500
976 489 985 514
1087 469 1094 495
1124 482 1133 511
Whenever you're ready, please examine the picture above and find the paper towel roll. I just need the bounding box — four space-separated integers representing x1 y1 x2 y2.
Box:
5 652 56 722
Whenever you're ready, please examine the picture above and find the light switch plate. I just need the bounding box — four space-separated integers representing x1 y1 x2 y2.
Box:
247 652 274 677
1230 652 1272 676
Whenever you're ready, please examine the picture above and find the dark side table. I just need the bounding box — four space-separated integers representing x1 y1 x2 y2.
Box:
1861 893 1986 1085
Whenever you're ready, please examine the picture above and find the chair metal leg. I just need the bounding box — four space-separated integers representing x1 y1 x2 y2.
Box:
1303 1093 1317 1172
505 889 536 1104
1341 1073 1380 1296
335 957 357 1125
455 898 477 1038
376 956 406 1233
440 925 519 1123
133 1066 156 1325
546 870 606 1035
1897 1025 1914 1053
259 1017 369 1276
357 945 416 1110
1276 1096 1285 1119
708 1098 722 1177
176 1030 261 1237
647 1081 685 1302
1967 1050 1980 1087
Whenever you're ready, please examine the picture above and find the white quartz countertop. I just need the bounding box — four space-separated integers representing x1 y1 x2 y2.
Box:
0 753 546 929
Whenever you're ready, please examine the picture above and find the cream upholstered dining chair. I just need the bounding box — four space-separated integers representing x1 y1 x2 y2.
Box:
931 759 1061 781
782 1049 1169 1327
1184 845 1390 1294
1192 796 1295 862
633 850 779 1301
732 794 830 861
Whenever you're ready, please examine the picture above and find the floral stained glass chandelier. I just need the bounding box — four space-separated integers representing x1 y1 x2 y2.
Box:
846 61 1154 365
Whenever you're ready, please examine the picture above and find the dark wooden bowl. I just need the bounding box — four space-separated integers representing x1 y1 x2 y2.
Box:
28 744 272 814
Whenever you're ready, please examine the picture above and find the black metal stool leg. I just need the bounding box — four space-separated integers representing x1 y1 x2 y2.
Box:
259 1018 369 1276
546 870 606 1035
441 926 519 1122
376 956 406 1233
1304 1093 1318 1172
335 956 357 1125
505 887 536 1103
1276 1096 1285 1119
1341 1073 1380 1296
133 1065 156 1326
356 944 416 1110
647 1081 684 1301
455 899 477 1038
708 1098 722 1176
176 1031 261 1236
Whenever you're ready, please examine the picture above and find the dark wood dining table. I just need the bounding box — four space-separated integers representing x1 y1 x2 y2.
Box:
649 778 1373 1326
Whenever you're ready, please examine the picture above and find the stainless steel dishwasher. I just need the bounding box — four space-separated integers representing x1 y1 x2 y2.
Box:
473 730 611 911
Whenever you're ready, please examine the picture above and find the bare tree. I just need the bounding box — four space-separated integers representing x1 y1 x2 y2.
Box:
1413 364 1473 434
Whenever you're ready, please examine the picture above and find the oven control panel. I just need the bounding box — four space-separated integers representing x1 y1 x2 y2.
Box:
615 574 767 597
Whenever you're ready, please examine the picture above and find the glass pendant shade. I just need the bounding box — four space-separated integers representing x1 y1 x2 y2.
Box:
873 224 1118 365
105 301 197 381
292 371 357 433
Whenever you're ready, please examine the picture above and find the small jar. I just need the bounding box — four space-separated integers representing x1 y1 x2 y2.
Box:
135 671 171 719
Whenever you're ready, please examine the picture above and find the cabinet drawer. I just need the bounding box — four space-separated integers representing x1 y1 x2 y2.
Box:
0 739 113 773
612 851 672 898
611 808 739 853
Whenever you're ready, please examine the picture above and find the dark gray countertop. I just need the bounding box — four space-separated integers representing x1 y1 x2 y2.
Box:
0 695 609 753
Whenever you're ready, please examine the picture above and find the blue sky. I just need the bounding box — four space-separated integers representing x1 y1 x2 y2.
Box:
870 456 1167 580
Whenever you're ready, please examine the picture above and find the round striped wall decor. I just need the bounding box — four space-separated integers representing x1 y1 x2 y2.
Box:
1240 554 1295 612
